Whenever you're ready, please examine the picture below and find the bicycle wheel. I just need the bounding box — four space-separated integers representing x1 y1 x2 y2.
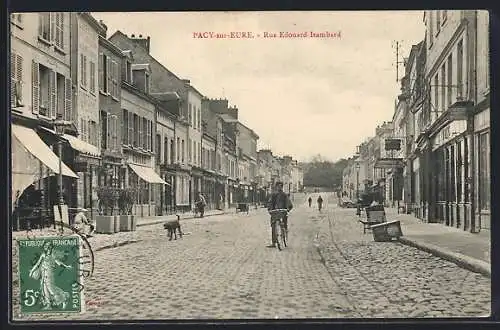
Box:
53 221 95 278
281 223 287 247
274 220 281 250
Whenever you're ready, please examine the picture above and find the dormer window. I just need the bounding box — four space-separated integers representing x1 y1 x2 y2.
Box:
132 63 151 94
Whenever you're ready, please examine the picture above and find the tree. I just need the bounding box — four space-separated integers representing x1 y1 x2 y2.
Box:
303 156 348 188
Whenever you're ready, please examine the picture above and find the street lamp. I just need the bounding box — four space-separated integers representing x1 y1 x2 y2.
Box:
355 162 360 202
53 115 73 228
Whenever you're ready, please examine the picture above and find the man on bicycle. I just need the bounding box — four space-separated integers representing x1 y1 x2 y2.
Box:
267 181 293 247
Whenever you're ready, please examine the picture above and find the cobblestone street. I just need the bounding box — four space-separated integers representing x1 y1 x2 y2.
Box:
11 194 490 320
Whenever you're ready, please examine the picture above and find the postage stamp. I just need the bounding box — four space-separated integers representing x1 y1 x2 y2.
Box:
17 235 84 314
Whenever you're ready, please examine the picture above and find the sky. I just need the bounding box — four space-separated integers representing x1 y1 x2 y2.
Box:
92 11 426 163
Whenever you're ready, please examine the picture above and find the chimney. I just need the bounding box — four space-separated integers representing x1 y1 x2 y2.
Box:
182 79 191 85
99 20 108 32
130 34 151 53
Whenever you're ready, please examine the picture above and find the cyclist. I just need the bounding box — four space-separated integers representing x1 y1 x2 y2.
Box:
267 181 293 247
317 195 324 211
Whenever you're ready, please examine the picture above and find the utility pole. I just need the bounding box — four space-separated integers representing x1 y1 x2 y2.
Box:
392 40 406 83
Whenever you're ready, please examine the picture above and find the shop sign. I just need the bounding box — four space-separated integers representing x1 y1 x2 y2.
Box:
432 120 467 150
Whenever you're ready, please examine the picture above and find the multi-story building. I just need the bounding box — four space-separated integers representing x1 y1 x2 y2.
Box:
70 13 107 213
185 80 205 207
473 10 490 231
423 10 477 230
109 31 190 212
236 122 259 202
10 12 79 228
154 97 176 215
257 149 274 202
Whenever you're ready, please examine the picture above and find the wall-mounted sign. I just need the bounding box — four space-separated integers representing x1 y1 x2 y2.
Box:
384 139 402 151
432 120 467 150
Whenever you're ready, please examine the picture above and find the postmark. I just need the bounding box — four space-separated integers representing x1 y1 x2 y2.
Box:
17 235 84 314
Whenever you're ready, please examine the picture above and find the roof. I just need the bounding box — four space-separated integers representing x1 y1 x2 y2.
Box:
218 114 238 123
150 92 180 102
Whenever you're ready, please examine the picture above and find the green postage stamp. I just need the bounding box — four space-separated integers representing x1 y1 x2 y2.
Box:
17 235 84 314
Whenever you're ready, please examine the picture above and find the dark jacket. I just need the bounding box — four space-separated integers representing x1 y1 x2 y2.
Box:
267 192 293 211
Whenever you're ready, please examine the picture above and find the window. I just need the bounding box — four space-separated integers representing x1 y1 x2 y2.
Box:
111 115 118 151
89 120 97 146
126 61 132 83
38 64 52 117
89 61 96 94
11 13 23 27
170 139 175 164
176 138 180 162
441 65 446 111
434 75 439 113
38 13 51 41
54 13 64 50
128 111 133 146
164 137 169 164
181 139 185 163
189 104 192 126
147 120 152 151
10 53 23 108
123 109 128 144
447 54 452 106
457 40 463 99
156 134 161 164
145 73 150 94
142 117 147 149
80 54 87 89
100 111 108 150
133 114 139 147
428 11 434 47
56 73 65 117
436 10 441 34
111 60 118 99
99 53 107 93
478 132 490 211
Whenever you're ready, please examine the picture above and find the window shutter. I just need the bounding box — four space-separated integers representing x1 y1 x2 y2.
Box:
64 77 72 121
10 53 16 108
50 13 55 42
113 61 118 98
98 53 104 91
106 112 110 150
49 70 56 118
55 12 61 46
107 57 112 95
32 60 39 114
128 111 133 145
15 55 23 106
113 115 118 151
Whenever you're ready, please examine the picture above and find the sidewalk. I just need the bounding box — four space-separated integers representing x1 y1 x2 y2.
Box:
11 208 238 253
384 208 491 277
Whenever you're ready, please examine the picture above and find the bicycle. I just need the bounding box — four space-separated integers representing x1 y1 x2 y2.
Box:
269 208 289 250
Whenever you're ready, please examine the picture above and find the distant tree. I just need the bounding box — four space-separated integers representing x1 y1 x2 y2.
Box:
303 156 348 188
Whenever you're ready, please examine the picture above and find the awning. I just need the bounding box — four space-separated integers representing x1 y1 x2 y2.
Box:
39 126 100 157
128 164 169 185
63 134 100 157
374 158 405 169
12 124 79 178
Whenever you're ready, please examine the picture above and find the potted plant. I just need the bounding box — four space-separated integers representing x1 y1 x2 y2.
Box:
118 187 138 231
95 186 120 234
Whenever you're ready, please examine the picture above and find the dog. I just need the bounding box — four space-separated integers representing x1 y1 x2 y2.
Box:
163 215 183 240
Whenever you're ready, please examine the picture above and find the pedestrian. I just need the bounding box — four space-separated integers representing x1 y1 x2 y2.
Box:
308 196 312 207
196 193 207 218
73 208 95 237
317 195 323 211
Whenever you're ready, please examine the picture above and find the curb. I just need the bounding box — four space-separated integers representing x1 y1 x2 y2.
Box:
136 210 227 227
398 237 491 278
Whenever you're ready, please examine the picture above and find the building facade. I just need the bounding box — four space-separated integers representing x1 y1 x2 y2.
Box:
10 12 80 229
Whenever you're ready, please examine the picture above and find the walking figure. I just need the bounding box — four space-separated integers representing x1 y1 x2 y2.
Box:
308 197 312 207
317 195 323 211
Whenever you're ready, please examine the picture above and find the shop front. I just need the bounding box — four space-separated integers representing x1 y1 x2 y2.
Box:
473 107 490 231
127 163 169 217
11 123 79 230
430 118 470 230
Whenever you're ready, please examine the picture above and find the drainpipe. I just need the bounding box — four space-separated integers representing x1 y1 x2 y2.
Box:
469 11 478 232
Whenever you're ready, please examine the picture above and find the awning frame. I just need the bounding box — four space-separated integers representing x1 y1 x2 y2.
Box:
128 163 170 185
